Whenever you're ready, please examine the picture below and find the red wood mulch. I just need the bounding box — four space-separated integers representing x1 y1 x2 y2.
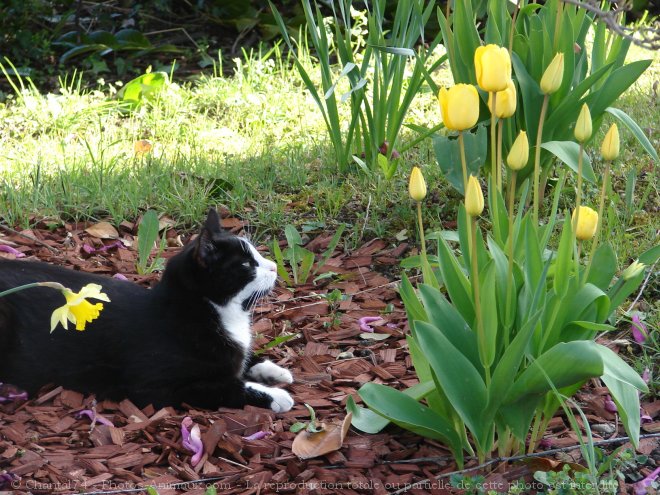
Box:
0 215 658 495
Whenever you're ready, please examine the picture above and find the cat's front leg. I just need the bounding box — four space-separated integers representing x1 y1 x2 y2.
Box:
245 356 294 385
245 381 294 413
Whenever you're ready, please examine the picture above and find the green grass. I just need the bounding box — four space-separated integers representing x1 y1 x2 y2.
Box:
0 39 657 291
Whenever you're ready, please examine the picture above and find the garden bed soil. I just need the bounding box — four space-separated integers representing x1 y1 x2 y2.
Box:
0 214 658 494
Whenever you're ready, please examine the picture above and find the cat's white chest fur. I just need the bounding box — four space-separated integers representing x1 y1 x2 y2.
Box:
211 301 252 354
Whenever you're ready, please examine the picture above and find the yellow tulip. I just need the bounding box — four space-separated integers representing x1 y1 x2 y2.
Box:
574 104 592 143
601 123 620 161
488 79 516 118
438 85 480 131
465 175 484 216
506 131 529 171
474 44 512 92
50 283 110 332
409 166 427 202
540 53 564 95
572 206 598 241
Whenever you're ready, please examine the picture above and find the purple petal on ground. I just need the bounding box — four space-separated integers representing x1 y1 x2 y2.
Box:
0 472 18 488
641 412 653 423
539 438 553 449
82 244 96 254
631 315 648 344
113 273 129 281
358 316 381 332
634 466 660 495
604 395 618 413
0 245 25 258
642 368 650 384
76 409 114 427
181 417 204 467
0 392 28 403
243 431 271 441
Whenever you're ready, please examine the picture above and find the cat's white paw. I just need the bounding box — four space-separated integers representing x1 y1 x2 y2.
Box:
246 382 294 413
247 360 294 384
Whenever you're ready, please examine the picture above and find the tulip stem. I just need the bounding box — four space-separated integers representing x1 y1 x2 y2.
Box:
416 201 426 260
583 161 610 284
572 143 585 237
490 92 502 244
470 217 490 386
533 95 550 226
505 170 518 345
458 131 468 193
509 0 521 52
490 92 498 188
497 119 504 191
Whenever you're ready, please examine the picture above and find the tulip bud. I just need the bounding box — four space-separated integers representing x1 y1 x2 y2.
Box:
601 123 620 161
574 104 592 143
571 206 598 240
408 166 427 202
488 80 517 118
506 131 529 171
622 260 646 280
540 53 564 95
465 175 484 216
474 44 512 92
631 314 648 344
438 84 480 131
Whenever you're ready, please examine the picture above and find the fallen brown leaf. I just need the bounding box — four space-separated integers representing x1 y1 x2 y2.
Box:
85 222 120 240
291 413 352 460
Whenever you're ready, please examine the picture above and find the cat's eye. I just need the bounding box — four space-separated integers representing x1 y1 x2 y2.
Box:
242 261 252 268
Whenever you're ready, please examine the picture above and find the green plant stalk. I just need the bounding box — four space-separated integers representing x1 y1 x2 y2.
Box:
583 161 611 283
470 216 490 387
505 170 518 346
459 131 473 249
497 119 504 191
458 131 469 192
533 95 550 226
0 282 66 298
508 0 521 52
552 0 564 52
572 142 585 236
491 92 498 189
528 410 543 454
417 201 427 260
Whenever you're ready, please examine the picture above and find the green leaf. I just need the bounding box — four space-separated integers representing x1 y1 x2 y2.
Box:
605 107 659 162
315 224 346 275
137 210 160 274
505 341 604 403
587 242 617 290
587 60 652 116
399 274 427 329
553 215 573 298
417 284 480 368
541 141 596 184
639 243 660 264
346 395 390 434
594 344 648 447
415 321 488 447
432 126 487 195
358 383 463 460
436 236 475 324
271 240 292 286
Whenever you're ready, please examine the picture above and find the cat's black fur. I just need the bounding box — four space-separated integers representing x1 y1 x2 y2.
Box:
0 209 294 412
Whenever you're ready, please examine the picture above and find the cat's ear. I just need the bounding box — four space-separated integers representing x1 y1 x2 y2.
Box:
194 209 222 267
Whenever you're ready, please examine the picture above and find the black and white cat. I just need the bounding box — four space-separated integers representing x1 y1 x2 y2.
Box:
0 209 294 412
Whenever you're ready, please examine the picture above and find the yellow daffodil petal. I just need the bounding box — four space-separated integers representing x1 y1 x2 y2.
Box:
50 306 69 332
77 283 110 302
70 300 104 331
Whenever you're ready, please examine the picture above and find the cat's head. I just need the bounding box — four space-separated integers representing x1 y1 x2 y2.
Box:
172 209 277 308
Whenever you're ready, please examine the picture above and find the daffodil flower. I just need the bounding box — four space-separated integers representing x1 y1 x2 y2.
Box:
49 283 110 332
